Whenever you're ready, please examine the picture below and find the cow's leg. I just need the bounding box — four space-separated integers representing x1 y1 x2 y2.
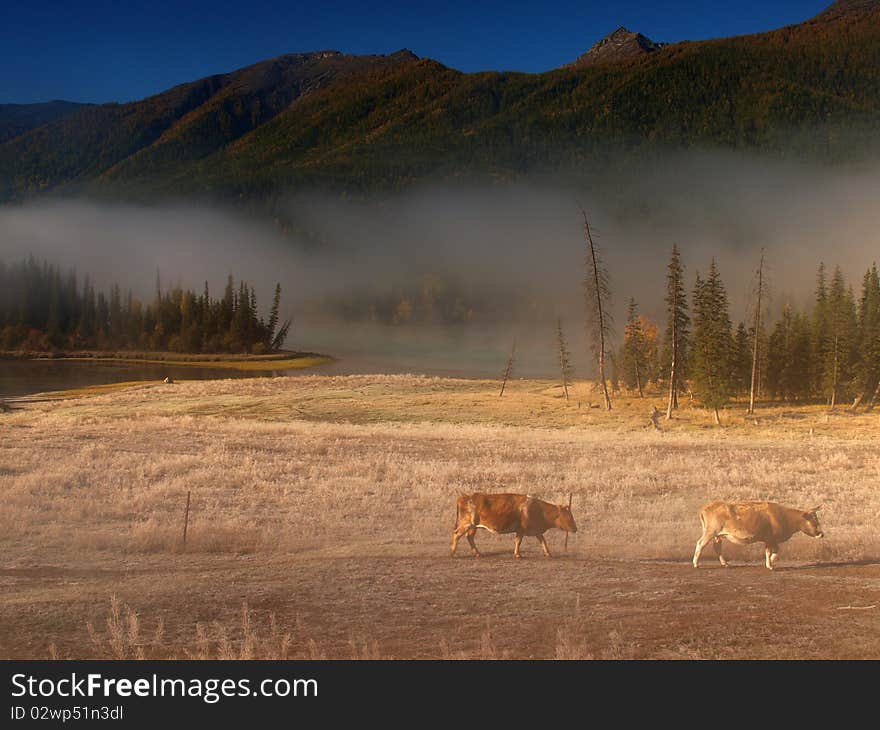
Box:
765 544 779 570
450 524 470 557
713 536 728 567
693 531 714 568
513 533 524 559
536 532 552 558
466 527 481 557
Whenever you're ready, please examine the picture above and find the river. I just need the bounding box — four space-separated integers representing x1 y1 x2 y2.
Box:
0 359 326 399
0 323 579 399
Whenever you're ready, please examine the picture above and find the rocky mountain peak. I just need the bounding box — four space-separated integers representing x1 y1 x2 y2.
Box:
570 26 664 67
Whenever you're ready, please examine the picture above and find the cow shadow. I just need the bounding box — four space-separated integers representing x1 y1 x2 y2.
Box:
637 557 880 571
695 559 880 571
801 558 880 569
452 551 579 561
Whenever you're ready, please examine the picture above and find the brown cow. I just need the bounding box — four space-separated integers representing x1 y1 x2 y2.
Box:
693 501 823 570
450 493 577 559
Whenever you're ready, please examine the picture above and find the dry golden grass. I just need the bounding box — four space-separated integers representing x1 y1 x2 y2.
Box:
15 373 878 437
1 374 879 659
3 375 878 562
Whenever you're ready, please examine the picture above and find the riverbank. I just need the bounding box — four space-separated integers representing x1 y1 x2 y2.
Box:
0 349 333 369
0 351 334 400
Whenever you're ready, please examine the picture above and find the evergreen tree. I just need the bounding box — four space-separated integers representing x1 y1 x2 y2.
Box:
663 244 689 418
824 266 857 408
621 298 648 397
556 317 574 401
812 262 830 397
0 256 286 356
690 260 733 425
766 304 813 401
788 311 815 401
267 283 282 348
732 322 752 397
856 264 880 409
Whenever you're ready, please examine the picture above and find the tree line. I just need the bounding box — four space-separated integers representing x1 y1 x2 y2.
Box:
572 217 880 421
0 257 290 354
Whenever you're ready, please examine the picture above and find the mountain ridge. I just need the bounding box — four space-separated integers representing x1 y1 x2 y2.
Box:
0 100 91 144
3 3 880 201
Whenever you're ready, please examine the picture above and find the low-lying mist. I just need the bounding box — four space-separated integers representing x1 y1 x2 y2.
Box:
1 149 878 377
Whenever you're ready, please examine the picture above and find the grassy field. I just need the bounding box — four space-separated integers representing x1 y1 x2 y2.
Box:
1 375 878 659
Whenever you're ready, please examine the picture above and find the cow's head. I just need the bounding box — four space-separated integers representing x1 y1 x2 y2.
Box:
801 506 823 538
557 503 577 533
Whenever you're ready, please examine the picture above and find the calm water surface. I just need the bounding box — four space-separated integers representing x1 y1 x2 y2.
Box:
0 359 325 399
1 324 571 398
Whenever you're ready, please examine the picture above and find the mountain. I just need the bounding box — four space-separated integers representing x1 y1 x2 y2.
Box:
570 27 664 67
3 2 880 202
817 0 880 18
0 101 89 144
0 50 418 200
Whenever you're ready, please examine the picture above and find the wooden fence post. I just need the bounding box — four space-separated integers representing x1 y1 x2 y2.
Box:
565 493 573 553
182 491 191 546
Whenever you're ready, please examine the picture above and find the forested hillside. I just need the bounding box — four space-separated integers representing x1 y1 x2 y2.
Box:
3 2 880 200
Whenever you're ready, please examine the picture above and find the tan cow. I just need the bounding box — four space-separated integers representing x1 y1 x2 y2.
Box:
693 501 823 570
450 492 577 559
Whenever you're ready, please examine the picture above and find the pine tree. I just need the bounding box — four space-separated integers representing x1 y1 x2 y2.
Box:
621 298 648 397
109 284 122 346
856 264 880 409
267 283 282 348
812 263 830 397
222 275 235 331
824 266 857 408
767 305 813 402
690 260 733 425
766 306 791 401
663 244 689 418
732 322 751 397
556 318 574 401
788 311 814 401
79 275 96 342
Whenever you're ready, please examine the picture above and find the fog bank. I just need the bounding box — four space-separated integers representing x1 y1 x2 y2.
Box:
2 150 879 376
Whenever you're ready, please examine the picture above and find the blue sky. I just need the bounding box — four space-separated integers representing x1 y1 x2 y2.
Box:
1 1 831 104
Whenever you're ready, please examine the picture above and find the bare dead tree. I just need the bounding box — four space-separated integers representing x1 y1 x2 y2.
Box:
582 210 612 411
556 318 573 401
499 339 516 397
748 248 767 415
